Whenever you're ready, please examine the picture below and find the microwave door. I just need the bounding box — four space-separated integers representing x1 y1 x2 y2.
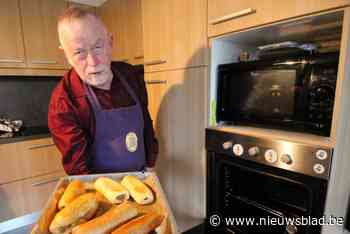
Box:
241 70 296 121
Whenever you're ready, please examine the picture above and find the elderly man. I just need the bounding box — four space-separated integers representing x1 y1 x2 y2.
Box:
48 7 158 175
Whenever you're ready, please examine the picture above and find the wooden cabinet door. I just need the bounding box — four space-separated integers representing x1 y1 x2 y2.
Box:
0 138 64 184
208 0 349 37
98 0 128 62
0 0 26 68
0 171 65 221
144 75 168 132
125 0 144 65
142 0 208 72
142 0 170 72
20 0 69 69
146 67 207 232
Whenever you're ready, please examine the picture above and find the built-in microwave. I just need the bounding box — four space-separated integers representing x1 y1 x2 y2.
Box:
216 52 339 136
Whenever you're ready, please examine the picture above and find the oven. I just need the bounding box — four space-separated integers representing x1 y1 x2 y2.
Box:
206 129 332 234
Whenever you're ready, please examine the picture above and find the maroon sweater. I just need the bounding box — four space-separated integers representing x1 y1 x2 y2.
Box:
48 62 158 175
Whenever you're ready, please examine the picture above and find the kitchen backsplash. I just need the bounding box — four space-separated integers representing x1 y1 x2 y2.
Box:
0 76 61 127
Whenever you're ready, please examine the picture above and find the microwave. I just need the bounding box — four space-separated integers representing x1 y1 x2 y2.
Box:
216 52 339 136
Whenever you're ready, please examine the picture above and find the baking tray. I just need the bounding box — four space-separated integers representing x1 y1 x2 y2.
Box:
31 171 179 234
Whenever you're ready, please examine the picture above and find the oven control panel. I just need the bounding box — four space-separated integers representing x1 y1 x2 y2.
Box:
207 129 333 180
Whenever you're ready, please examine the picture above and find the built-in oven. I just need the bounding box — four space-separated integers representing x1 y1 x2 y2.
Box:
206 129 332 234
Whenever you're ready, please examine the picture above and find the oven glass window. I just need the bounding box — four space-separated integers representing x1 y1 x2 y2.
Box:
216 159 311 217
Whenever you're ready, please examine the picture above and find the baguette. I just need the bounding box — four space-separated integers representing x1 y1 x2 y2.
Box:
111 213 164 234
58 180 86 209
72 202 138 234
121 175 154 205
50 193 98 234
35 186 66 234
94 177 129 204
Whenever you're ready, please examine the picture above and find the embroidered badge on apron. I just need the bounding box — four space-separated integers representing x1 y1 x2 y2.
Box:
125 132 138 152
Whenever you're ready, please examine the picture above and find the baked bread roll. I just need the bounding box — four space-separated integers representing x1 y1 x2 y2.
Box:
36 186 66 234
72 202 138 234
121 175 154 205
94 177 129 204
111 213 164 234
94 192 113 217
50 193 98 234
58 180 86 209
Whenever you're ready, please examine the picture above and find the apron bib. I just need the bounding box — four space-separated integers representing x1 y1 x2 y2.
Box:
85 71 146 173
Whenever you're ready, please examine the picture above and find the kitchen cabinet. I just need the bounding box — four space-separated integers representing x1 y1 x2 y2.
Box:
145 78 168 131
0 171 65 222
142 0 208 73
208 0 350 37
20 0 69 69
125 0 144 65
0 0 26 69
0 137 65 221
0 137 64 185
98 0 143 65
145 67 207 232
68 1 96 14
97 0 128 62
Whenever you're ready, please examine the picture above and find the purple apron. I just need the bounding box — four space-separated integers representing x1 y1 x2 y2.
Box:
85 72 146 173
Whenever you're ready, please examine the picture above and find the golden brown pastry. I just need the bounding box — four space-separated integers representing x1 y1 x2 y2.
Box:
94 177 129 204
58 180 86 209
111 213 164 234
121 175 154 205
72 202 138 234
93 192 113 217
49 193 98 234
35 185 66 234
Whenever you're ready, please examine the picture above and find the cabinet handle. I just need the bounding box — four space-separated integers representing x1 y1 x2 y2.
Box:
146 80 167 85
144 59 167 66
27 143 55 150
0 59 24 63
134 55 144 59
31 177 60 187
31 60 57 64
209 8 256 25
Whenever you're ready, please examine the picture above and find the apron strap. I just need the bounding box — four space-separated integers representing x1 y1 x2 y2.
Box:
115 70 140 105
84 83 102 111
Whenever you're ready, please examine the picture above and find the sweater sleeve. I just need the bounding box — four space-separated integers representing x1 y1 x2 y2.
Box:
48 94 91 175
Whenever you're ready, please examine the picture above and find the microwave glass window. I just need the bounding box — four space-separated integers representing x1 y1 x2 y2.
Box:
239 70 296 119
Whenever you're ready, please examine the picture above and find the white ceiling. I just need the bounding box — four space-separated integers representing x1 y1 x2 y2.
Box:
67 0 108 7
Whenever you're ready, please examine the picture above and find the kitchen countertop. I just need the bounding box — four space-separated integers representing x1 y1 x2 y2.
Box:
0 212 39 234
0 126 51 145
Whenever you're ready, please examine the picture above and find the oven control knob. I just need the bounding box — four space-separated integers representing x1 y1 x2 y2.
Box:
316 149 328 160
233 144 244 156
280 153 293 165
286 223 298 234
264 149 278 163
222 141 233 150
313 163 326 174
248 146 260 157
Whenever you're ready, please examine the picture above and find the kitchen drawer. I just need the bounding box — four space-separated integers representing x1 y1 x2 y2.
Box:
0 137 64 184
208 0 349 37
0 171 65 222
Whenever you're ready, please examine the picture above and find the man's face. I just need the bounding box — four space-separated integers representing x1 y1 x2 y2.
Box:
59 16 113 89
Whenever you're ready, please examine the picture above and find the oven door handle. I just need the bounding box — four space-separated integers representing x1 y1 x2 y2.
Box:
235 195 285 218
